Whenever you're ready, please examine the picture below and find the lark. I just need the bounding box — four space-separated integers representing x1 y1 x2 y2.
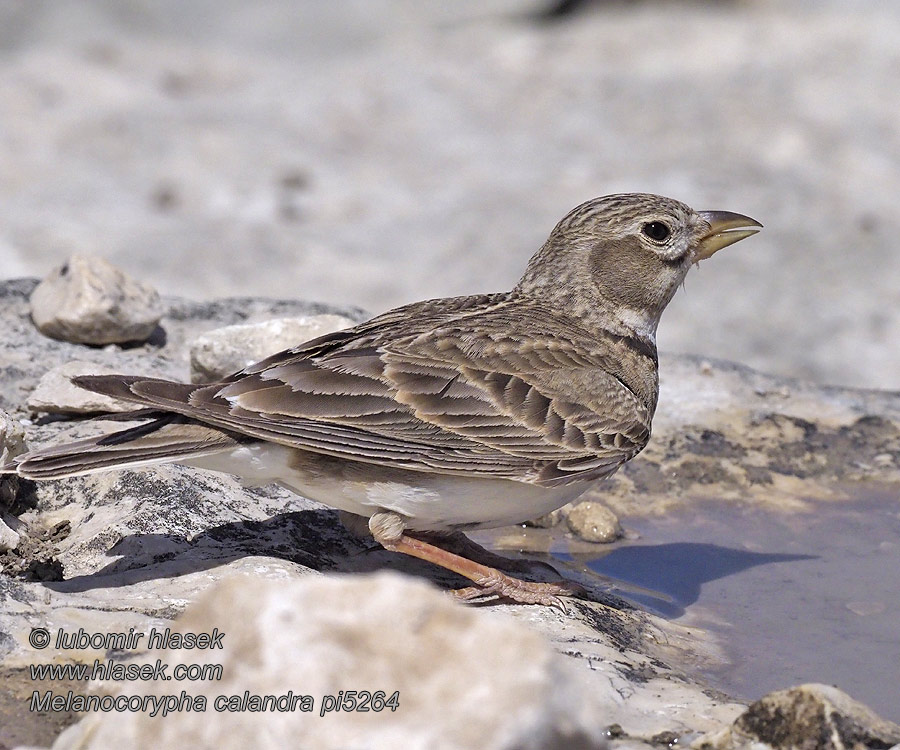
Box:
4 194 760 604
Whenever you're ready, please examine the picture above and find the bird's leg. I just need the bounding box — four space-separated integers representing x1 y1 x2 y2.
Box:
412 529 539 575
368 512 585 606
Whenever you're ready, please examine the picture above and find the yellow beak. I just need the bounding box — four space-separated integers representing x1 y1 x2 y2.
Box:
695 210 763 262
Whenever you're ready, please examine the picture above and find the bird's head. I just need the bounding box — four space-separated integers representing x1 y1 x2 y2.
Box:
516 193 761 340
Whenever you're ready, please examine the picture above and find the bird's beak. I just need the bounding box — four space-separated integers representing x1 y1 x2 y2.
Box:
694 210 763 262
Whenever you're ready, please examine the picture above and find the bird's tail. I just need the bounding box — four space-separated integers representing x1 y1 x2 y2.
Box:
2 417 241 480
2 375 241 480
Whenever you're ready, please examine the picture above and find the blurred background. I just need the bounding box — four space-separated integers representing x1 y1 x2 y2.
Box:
0 0 897 388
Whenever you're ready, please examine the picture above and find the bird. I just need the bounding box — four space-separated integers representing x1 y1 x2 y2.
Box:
3 193 761 604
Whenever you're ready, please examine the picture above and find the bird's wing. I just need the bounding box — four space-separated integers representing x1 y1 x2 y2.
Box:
79 296 654 485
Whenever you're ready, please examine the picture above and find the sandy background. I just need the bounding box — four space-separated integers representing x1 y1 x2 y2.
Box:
0 0 897 389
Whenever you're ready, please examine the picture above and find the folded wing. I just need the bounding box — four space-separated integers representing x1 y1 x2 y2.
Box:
73 295 654 486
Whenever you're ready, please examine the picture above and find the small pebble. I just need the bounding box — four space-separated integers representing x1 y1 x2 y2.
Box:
565 501 622 543
846 601 886 617
30 254 163 345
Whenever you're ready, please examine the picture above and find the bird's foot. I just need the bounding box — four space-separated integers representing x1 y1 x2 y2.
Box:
451 571 586 606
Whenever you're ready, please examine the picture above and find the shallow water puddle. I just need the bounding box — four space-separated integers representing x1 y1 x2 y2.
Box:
559 494 900 722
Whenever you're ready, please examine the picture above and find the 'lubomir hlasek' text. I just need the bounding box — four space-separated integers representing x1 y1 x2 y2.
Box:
54 627 224 651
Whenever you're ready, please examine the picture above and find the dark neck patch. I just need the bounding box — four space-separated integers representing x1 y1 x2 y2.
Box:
604 329 658 365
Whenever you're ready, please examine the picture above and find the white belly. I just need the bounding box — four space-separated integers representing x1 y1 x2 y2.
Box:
183 443 590 532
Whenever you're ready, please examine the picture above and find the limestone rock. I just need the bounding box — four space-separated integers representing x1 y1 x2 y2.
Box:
27 361 139 414
0 517 19 552
1 408 25 512
1 409 26 466
51 573 608 750
30 255 163 345
188 315 355 382
565 501 622 543
698 683 900 750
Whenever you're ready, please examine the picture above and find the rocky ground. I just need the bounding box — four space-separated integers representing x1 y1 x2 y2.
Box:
0 0 898 389
1 273 898 749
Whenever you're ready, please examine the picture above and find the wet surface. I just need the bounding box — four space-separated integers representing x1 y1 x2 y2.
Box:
555 494 900 723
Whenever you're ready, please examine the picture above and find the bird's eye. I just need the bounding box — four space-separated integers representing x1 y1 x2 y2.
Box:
642 222 671 242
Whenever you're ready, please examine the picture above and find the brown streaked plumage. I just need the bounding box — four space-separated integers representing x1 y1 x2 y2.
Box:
3 194 761 604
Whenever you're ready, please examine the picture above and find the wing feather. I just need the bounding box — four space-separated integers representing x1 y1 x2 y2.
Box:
75 294 656 485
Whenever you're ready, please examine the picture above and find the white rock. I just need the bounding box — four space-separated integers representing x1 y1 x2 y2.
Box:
30 254 163 345
565 502 622 543
1 408 26 512
52 572 608 750
0 516 19 552
189 315 355 382
1 408 26 465
27 361 138 414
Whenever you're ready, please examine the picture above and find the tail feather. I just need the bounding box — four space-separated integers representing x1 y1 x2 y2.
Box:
71 374 211 422
70 375 197 407
6 418 242 480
